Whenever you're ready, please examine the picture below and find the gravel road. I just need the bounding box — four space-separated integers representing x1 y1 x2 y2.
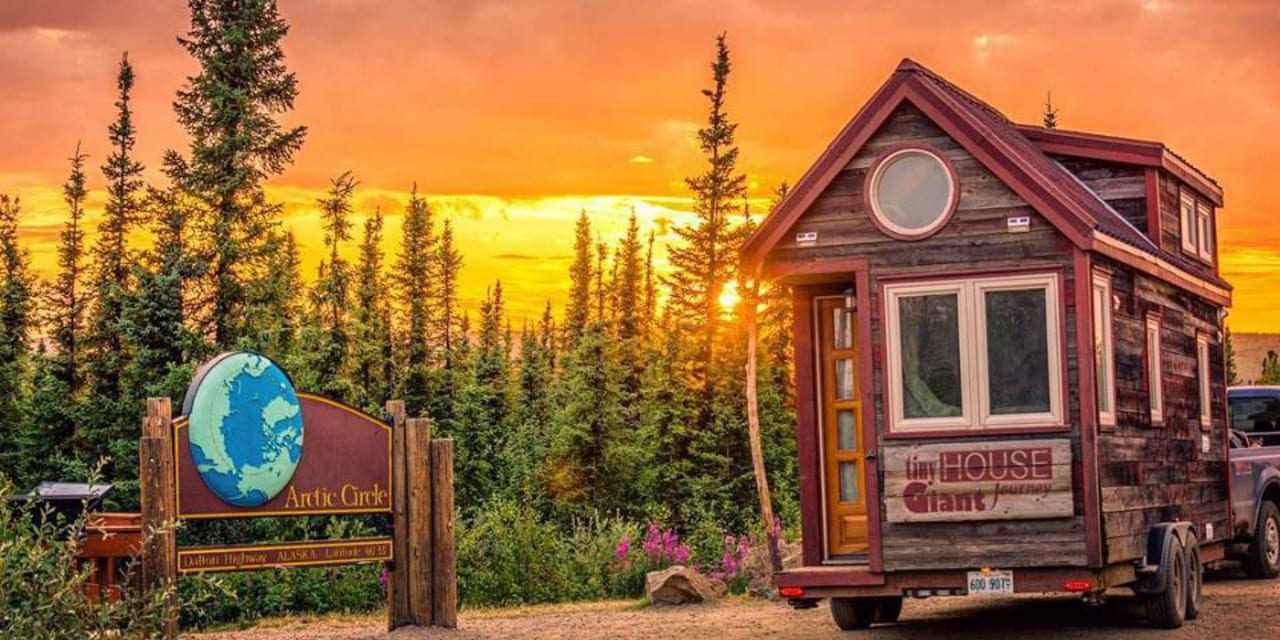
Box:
193 576 1280 639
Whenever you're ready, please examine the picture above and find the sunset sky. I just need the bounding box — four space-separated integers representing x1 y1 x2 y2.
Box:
1 0 1277 331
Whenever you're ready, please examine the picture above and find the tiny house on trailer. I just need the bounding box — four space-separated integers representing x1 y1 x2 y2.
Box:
745 59 1231 630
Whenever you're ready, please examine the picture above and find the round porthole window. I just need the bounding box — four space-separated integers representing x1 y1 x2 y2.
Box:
867 147 958 239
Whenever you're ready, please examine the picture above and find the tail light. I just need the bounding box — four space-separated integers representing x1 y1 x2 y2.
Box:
778 586 805 598
1063 579 1093 592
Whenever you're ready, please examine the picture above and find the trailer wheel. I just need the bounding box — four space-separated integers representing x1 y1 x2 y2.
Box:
830 597 876 630
1184 532 1203 621
1244 501 1280 579
873 596 903 624
1144 541 1187 629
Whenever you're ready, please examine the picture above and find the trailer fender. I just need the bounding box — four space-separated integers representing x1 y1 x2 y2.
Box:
1134 522 1192 595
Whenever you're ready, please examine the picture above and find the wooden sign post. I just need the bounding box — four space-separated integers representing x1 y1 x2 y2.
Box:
135 351 457 638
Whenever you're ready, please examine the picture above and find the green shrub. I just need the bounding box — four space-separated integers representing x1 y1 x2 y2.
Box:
457 499 639 607
0 476 180 639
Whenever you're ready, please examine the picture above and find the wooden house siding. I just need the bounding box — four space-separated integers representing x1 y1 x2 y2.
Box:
1095 256 1229 564
770 103 1090 570
1052 155 1148 234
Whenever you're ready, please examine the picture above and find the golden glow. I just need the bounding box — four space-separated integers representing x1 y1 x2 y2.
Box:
719 280 741 313
2 2 1279 331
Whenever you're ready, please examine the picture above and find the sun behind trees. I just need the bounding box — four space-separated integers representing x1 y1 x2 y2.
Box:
0 0 798 624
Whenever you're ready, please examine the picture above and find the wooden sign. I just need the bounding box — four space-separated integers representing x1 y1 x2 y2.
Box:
882 439 1073 522
174 393 392 519
177 537 393 574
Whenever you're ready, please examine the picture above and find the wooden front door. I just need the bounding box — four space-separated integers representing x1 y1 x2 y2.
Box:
817 296 869 558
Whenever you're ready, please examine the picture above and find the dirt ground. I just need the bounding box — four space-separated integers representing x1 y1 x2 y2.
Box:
193 576 1280 640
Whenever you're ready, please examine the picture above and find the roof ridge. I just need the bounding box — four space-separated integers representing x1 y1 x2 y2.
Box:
896 58 1013 124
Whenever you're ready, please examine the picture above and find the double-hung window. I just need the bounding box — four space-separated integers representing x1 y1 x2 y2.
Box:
1146 314 1163 425
1180 188 1215 263
1093 272 1116 427
884 273 1063 433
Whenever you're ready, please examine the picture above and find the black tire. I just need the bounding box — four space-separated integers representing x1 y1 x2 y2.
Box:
1244 501 1280 579
1185 532 1203 621
830 598 877 631
1144 542 1187 629
873 596 903 624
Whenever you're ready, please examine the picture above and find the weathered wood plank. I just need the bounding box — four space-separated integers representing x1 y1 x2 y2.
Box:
386 400 410 631
406 417 432 625
431 438 457 628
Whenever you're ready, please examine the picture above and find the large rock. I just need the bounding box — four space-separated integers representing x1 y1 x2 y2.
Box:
646 565 723 605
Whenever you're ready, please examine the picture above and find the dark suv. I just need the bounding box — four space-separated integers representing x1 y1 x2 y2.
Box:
1228 386 1280 578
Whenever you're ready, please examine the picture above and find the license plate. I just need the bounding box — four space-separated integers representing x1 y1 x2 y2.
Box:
966 570 1014 596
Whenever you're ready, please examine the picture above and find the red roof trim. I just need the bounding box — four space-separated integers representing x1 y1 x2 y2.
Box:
1017 125 1223 206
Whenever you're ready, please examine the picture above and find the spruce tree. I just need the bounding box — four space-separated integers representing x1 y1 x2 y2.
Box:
564 210 593 343
84 52 145 464
594 240 609 324
352 205 393 411
49 145 90 451
510 317 554 504
660 33 752 528
242 228 303 362
125 187 196 404
666 32 749 370
1262 351 1280 385
393 184 436 416
0 195 34 479
453 283 511 508
430 217 464 424
308 171 357 400
167 0 306 348
1226 328 1240 386
1043 91 1059 129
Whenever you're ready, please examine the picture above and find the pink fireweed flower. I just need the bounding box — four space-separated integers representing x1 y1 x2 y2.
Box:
615 534 632 560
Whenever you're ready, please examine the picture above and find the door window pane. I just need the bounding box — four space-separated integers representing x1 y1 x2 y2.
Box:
834 360 855 400
833 308 853 349
839 462 859 502
899 294 963 419
836 410 857 451
985 289 1050 414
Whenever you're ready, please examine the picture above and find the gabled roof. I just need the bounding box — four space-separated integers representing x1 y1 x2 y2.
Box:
741 58 1230 303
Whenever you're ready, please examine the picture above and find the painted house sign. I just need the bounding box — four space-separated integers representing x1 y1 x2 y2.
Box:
883 439 1073 522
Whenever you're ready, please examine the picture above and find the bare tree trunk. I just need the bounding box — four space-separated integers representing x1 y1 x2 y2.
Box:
744 270 782 571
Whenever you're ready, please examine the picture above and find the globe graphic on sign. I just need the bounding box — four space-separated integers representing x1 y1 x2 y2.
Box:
185 352 304 507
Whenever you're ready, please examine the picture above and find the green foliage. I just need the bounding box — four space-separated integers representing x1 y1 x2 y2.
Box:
1226 328 1240 386
456 499 635 607
168 0 307 348
0 18 808 631
1262 350 1280 385
179 565 382 630
0 476 181 639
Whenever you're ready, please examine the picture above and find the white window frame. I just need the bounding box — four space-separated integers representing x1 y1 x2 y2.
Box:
1198 333 1212 428
1092 271 1117 427
1196 200 1214 263
884 273 1064 434
884 280 974 433
1146 314 1163 425
1179 189 1198 255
